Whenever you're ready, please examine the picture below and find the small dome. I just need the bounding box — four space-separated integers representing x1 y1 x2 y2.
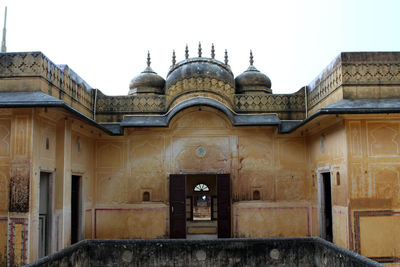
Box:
128 52 165 95
235 51 272 94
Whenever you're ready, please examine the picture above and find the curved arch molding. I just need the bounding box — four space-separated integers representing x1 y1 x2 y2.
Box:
120 98 281 128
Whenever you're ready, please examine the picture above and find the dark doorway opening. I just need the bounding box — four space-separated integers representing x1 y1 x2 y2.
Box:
169 174 231 239
71 175 81 244
321 172 333 242
39 172 51 258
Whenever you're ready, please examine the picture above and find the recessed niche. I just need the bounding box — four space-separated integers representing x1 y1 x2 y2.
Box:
336 172 340 186
253 190 260 200
142 191 150 201
45 137 49 150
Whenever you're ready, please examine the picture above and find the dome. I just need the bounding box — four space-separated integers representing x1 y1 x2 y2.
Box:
128 52 165 95
235 51 272 94
166 57 234 91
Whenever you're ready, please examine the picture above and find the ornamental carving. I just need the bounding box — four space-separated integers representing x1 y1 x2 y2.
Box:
166 77 235 108
9 160 30 212
234 94 305 113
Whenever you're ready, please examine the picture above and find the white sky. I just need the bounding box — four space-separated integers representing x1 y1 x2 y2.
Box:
1 0 400 95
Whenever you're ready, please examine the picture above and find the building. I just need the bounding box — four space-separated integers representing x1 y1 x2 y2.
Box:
0 47 399 266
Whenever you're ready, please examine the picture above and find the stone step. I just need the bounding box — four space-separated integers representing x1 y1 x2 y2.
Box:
187 226 217 234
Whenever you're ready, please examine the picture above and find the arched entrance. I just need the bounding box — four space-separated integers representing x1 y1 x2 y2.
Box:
170 173 231 239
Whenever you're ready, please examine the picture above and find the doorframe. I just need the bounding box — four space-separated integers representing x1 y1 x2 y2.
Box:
38 170 54 257
317 166 333 242
71 174 84 244
169 172 231 238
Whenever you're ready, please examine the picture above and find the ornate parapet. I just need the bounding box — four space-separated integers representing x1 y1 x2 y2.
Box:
307 52 400 112
0 52 94 117
234 90 305 114
96 94 165 113
307 55 342 110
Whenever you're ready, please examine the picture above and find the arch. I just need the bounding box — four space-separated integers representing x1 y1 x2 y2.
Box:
194 183 210 192
167 98 236 126
120 97 280 128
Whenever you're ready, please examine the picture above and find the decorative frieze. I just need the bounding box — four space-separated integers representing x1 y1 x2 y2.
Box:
234 94 305 113
96 95 165 113
166 77 235 108
307 56 400 110
307 64 342 110
342 62 400 84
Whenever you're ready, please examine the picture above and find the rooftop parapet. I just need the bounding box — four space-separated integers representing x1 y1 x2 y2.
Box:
0 51 95 118
307 52 400 115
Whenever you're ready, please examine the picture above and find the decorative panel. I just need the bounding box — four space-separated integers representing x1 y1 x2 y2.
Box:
0 119 10 158
9 160 30 212
349 121 362 158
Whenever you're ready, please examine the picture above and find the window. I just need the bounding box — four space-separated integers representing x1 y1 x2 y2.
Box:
194 183 210 192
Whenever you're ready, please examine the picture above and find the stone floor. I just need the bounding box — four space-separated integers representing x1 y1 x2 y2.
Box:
186 234 217 240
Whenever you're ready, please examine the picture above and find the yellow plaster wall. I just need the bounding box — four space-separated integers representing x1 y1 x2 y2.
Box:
94 106 313 239
95 204 168 239
233 202 310 238
346 117 400 262
306 121 350 249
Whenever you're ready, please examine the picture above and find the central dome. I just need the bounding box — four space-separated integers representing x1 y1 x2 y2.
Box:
166 57 234 91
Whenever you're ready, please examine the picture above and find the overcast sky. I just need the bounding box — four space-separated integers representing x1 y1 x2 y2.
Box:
1 0 400 95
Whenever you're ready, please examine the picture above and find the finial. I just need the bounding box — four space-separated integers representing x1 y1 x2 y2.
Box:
224 49 229 65
172 50 176 66
146 51 151 67
198 42 202 57
185 44 189 59
249 50 254 66
1 7 7 53
211 43 215 59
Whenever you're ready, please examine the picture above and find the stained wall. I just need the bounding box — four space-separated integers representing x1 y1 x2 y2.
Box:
93 106 315 240
346 115 400 265
0 107 98 266
305 121 350 249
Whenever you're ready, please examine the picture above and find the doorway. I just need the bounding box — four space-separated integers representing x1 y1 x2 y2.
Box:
39 172 52 258
170 173 231 239
319 172 333 242
71 175 81 244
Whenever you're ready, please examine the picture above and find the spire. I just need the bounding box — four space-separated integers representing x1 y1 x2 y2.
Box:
224 49 229 65
211 43 215 59
1 7 7 53
172 50 176 66
249 50 254 66
185 44 189 59
198 42 202 57
146 51 151 67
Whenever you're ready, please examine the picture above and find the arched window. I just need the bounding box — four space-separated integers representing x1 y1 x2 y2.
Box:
194 183 210 192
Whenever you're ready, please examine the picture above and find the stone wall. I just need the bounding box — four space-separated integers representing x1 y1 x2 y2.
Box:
26 238 383 267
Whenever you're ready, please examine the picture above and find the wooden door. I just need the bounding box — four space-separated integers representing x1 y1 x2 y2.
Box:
217 173 231 238
170 174 186 238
